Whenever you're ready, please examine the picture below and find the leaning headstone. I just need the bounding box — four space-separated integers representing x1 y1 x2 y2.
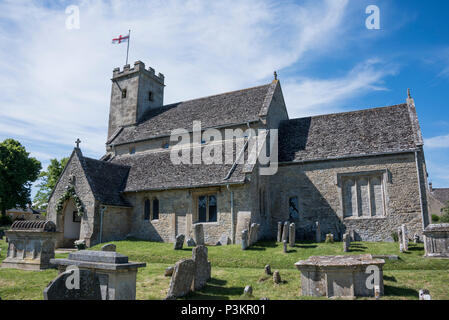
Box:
413 234 420 244
165 266 174 277
193 224 204 246
401 224 408 251
282 221 289 242
289 223 296 247
174 234 185 250
166 259 195 299
192 245 211 291
419 289 431 300
43 268 102 300
315 221 321 243
241 229 249 250
248 223 257 246
273 270 281 284
217 235 231 246
264 264 272 275
186 238 196 247
101 243 116 252
343 233 350 252
243 285 253 296
283 240 288 253
277 222 283 242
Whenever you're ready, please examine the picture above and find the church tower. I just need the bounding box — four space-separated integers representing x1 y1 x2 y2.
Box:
107 60 165 139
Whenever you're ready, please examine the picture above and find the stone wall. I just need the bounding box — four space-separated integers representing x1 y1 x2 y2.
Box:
101 206 132 243
269 152 425 241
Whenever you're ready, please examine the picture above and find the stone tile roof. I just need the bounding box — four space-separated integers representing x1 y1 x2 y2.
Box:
431 188 449 205
278 103 420 162
81 157 131 207
110 143 247 192
110 83 274 145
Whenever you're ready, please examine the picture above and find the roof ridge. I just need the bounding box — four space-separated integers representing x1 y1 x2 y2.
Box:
285 103 408 122
84 156 131 168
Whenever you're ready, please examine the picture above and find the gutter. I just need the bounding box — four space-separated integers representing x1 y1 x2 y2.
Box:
414 151 427 230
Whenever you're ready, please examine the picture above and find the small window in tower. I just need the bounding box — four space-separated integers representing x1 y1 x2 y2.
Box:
122 88 127 98
149 91 153 101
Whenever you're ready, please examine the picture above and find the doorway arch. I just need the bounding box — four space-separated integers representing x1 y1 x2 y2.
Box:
62 199 81 247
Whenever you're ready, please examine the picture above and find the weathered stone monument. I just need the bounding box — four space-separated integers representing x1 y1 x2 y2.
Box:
295 254 385 298
343 233 350 252
101 243 116 252
289 223 295 247
191 245 211 291
423 224 449 258
283 240 288 253
243 285 253 295
174 234 185 250
325 233 334 243
49 250 146 300
187 237 196 247
1 220 57 271
264 264 272 275
193 224 204 246
401 224 408 251
43 268 102 300
315 221 321 243
166 259 195 299
241 229 249 250
419 289 432 300
282 221 289 242
273 270 281 284
164 266 174 277
277 222 283 242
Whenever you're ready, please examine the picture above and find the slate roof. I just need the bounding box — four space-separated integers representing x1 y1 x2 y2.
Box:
81 157 131 207
431 188 449 205
278 104 420 162
110 142 248 192
110 83 274 145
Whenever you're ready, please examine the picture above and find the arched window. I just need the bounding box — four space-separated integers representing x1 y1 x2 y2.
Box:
144 199 150 221
152 198 159 220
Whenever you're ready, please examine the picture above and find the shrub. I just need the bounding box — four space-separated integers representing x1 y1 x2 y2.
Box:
391 232 399 242
0 215 12 226
440 213 449 223
432 214 440 223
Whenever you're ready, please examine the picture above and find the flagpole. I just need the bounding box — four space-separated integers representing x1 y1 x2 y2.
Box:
126 29 131 65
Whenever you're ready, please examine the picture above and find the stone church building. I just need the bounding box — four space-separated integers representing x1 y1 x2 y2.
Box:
47 60 431 248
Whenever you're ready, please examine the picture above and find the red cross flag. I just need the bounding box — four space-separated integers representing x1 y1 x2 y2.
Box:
112 33 129 44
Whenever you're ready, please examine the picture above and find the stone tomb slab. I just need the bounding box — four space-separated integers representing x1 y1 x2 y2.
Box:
295 254 385 298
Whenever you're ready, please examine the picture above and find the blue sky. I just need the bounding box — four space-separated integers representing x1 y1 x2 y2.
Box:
0 0 448 199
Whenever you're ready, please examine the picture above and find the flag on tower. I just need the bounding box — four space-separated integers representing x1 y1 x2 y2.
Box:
112 33 129 44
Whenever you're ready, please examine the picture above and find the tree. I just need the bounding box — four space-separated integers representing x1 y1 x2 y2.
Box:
0 139 41 216
33 157 69 211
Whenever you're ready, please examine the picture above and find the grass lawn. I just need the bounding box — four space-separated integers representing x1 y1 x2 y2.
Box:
0 238 448 300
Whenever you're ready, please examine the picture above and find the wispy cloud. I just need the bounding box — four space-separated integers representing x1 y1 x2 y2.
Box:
283 59 398 118
425 134 449 149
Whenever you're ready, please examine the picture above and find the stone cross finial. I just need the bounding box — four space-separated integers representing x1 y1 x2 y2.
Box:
274 71 278 80
407 88 411 99
75 138 81 148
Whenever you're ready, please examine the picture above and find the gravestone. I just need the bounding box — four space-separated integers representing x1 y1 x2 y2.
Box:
423 224 449 258
43 268 102 300
165 266 174 277
186 238 196 247
192 245 211 291
166 259 195 299
397 227 403 251
419 289 431 300
399 243 404 253
413 234 420 244
401 224 408 251
315 221 321 243
248 223 257 246
244 285 253 295
193 224 204 246
343 233 350 252
174 234 185 250
289 223 296 247
282 221 289 242
101 243 116 252
325 233 334 243
273 270 281 284
241 229 249 250
277 222 283 242
264 264 272 275
283 240 288 253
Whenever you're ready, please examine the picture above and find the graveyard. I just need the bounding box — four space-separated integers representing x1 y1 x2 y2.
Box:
0 237 448 300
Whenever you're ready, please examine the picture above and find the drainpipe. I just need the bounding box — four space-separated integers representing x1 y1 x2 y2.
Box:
414 151 427 229
100 205 106 244
227 184 235 244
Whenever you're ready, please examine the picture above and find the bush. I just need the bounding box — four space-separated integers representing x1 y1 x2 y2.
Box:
440 213 449 223
0 215 12 226
432 214 440 223
391 232 399 242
